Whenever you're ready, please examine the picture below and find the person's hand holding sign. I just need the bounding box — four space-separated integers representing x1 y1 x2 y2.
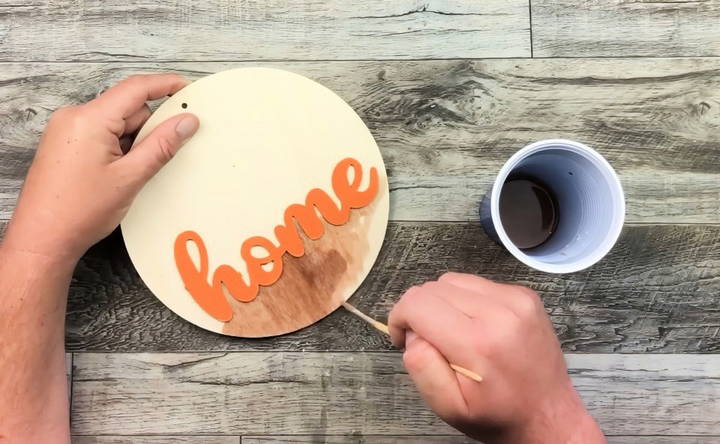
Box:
389 272 606 444
0 74 199 443
3 74 199 262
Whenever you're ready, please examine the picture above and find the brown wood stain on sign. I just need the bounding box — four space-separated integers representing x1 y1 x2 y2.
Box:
221 182 387 337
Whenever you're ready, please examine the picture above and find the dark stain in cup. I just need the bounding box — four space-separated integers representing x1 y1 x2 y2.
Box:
499 175 559 250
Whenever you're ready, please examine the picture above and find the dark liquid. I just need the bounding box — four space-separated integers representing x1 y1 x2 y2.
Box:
499 176 559 249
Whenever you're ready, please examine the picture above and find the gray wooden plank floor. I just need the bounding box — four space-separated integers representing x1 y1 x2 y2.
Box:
0 1 530 61
70 353 720 436
533 0 720 57
1 1 719 442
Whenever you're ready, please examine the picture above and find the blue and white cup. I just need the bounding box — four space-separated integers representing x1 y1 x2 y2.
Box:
480 139 625 273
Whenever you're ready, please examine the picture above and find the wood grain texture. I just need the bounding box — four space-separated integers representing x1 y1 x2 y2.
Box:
2 59 720 222
242 437 720 444
61 223 720 353
70 353 720 435
0 1 530 61
570 354 720 435
532 0 720 57
73 437 238 444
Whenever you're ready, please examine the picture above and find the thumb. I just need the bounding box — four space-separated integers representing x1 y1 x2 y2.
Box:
403 332 469 419
121 113 199 184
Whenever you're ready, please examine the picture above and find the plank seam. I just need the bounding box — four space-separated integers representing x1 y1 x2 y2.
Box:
528 0 534 58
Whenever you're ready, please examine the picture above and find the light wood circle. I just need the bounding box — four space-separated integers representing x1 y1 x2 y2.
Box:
122 68 389 337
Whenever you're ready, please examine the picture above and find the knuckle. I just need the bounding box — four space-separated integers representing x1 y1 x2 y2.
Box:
50 105 88 128
402 339 435 371
481 336 504 359
476 311 517 356
117 74 147 91
50 105 77 120
401 285 424 304
124 74 146 85
473 275 495 286
168 72 186 83
509 286 541 318
387 305 402 328
466 332 486 355
155 135 177 163
420 281 440 292
49 106 68 120
437 271 455 282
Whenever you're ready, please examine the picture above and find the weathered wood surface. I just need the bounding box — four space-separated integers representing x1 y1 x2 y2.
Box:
60 223 720 353
0 1 530 61
73 437 238 444
2 59 720 223
70 353 720 436
533 0 720 57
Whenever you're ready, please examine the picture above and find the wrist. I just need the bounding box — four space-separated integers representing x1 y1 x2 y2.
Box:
1 218 85 267
0 239 79 278
494 384 605 444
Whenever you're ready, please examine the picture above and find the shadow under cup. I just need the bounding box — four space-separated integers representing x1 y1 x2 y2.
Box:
480 139 625 274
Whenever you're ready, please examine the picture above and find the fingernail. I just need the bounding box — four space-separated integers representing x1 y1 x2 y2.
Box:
175 115 199 140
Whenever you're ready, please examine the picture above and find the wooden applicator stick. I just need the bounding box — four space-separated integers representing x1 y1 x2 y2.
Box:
342 302 483 383
342 301 390 335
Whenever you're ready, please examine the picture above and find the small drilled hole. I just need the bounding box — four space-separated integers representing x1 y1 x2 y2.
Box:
568 171 574 176
181 103 188 109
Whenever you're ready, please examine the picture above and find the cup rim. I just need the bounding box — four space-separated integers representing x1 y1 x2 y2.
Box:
490 139 625 273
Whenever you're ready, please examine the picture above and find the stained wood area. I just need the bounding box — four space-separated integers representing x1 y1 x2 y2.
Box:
63 224 720 353
0 1 530 61
70 353 720 436
2 59 720 222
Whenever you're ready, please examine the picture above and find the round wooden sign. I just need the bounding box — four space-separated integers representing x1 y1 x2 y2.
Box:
122 68 389 337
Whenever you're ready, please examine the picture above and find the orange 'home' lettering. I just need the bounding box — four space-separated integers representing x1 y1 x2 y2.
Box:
174 157 379 322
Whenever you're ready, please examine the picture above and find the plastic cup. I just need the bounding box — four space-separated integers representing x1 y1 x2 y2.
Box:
480 139 625 273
